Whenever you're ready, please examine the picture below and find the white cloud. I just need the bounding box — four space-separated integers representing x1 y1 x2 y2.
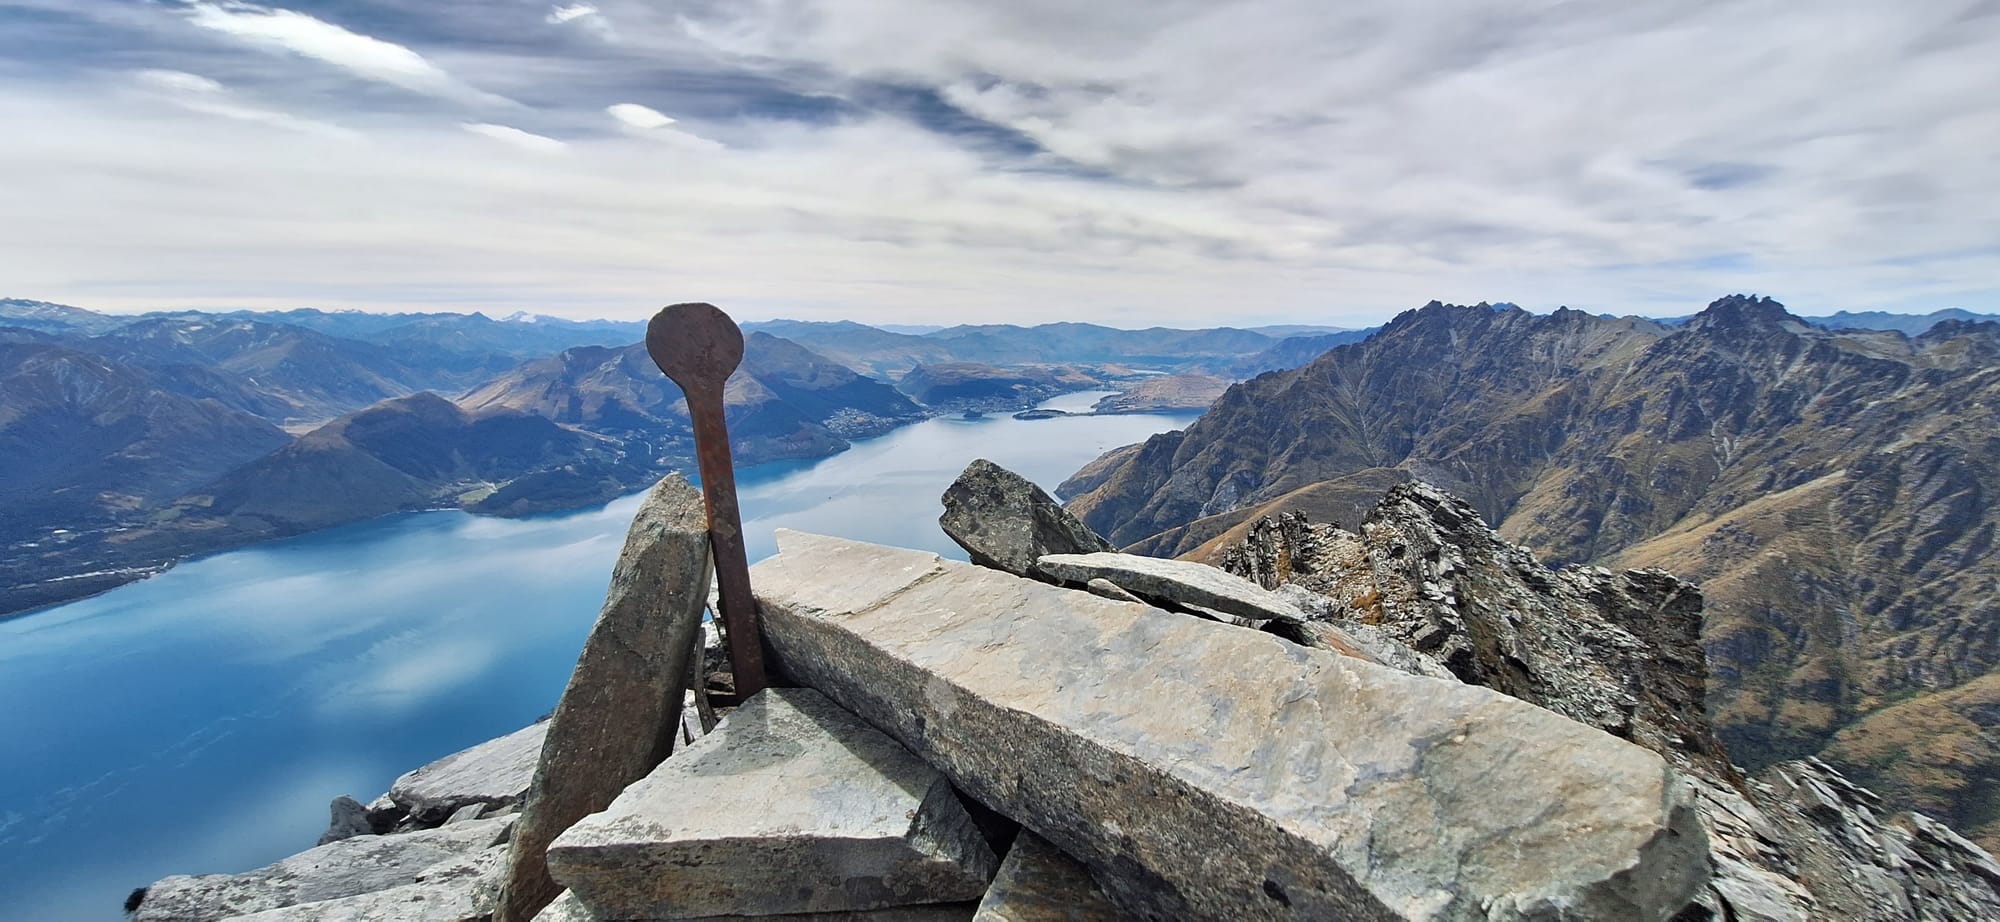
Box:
131 68 359 139
2 1 1997 325
462 122 567 153
176 1 513 107
546 4 600 26
605 102 675 129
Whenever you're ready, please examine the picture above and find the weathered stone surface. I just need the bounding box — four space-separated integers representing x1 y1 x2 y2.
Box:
547 687 998 920
534 890 978 922
973 834 1128 922
1211 485 2000 920
222 843 509 922
446 803 489 825
939 458 1112 577
318 795 373 845
1035 551 1308 623
391 720 549 826
754 531 1709 922
496 473 715 922
1081 578 1142 604
133 816 513 921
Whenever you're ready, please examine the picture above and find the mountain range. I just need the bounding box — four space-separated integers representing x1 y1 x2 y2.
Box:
0 299 1338 618
1062 295 2000 850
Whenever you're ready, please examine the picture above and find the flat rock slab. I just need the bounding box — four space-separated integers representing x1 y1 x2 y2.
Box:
1035 551 1309 623
392 721 549 825
535 890 976 922
134 817 514 921
974 834 1129 922
223 843 509 922
498 474 714 922
940 459 1113 577
754 531 1709 922
547 687 998 919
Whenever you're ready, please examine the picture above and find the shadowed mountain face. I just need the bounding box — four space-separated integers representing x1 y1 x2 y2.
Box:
0 342 295 612
188 392 631 533
1065 295 2000 849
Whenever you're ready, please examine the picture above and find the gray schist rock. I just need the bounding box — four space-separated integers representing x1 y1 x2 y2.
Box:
391 721 548 826
222 843 510 922
133 816 514 921
753 531 1710 922
1035 551 1309 623
318 795 373 845
546 687 998 920
1082 578 1143 604
496 474 714 922
974 834 1128 922
533 890 978 921
939 458 1112 577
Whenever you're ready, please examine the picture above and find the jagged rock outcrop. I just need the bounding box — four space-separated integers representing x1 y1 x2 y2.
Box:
939 459 1114 576
318 796 375 845
1066 296 2000 850
1209 483 2000 920
547 687 997 919
754 529 1710 921
496 474 713 922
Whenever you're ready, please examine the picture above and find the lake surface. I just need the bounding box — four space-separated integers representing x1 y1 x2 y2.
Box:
0 393 1194 921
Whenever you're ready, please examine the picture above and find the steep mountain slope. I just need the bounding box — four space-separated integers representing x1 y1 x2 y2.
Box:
186 392 633 533
1199 328 1377 377
1065 296 2000 848
740 320 958 378
86 316 433 424
458 331 925 466
0 342 294 612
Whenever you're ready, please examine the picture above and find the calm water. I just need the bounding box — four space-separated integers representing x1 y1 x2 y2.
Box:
0 393 1193 921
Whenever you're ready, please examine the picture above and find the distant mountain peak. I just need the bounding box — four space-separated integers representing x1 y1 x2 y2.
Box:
1685 294 1805 333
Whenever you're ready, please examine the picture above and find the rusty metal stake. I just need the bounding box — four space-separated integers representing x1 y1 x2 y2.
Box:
646 302 769 698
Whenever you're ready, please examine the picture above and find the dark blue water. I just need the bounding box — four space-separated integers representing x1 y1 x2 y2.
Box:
0 394 1193 920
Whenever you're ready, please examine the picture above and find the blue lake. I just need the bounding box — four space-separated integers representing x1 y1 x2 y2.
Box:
0 393 1194 921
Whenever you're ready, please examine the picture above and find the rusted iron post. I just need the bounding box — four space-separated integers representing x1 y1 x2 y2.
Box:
646 302 769 698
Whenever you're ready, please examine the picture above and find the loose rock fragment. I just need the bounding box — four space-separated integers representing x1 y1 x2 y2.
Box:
547 687 997 920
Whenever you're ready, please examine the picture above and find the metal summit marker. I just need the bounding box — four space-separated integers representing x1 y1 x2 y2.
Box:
645 302 769 698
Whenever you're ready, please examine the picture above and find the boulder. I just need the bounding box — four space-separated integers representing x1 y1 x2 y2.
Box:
496 474 714 922
752 531 1710 922
221 843 509 922
1034 551 1309 623
317 795 373 845
133 816 513 921
973 833 1128 921
547 687 998 919
390 721 548 826
939 459 1112 577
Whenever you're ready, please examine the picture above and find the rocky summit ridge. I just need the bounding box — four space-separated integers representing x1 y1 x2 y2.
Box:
130 462 2000 921
1062 294 2000 851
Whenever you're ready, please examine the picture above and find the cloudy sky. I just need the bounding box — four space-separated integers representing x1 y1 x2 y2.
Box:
1 0 1996 326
